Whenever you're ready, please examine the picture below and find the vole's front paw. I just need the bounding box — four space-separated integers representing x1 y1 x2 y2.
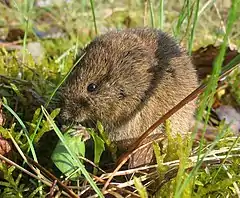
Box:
62 124 91 142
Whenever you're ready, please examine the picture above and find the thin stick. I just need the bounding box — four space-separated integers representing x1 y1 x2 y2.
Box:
25 155 78 198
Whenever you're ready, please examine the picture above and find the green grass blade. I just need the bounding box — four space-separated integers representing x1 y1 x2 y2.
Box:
2 102 37 162
159 0 164 29
188 0 200 54
148 0 155 28
90 0 98 35
22 0 35 63
174 0 189 38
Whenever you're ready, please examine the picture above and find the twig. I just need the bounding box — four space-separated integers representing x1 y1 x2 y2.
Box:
0 154 47 184
49 179 58 198
25 155 78 198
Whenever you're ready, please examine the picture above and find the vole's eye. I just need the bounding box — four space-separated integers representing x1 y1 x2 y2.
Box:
87 83 97 92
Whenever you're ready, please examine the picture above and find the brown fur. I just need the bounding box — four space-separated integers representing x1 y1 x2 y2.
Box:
60 28 198 168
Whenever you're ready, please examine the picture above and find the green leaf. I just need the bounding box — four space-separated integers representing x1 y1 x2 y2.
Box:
32 108 41 124
134 177 148 198
152 141 167 180
51 131 85 181
97 121 117 160
33 108 60 143
164 120 179 161
194 180 204 186
49 108 61 119
88 128 105 174
10 83 27 104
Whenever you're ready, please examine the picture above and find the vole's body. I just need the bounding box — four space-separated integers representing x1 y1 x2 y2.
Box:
61 28 198 167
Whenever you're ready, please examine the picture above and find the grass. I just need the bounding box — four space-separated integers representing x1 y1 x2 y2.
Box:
178 1 240 197
0 0 240 197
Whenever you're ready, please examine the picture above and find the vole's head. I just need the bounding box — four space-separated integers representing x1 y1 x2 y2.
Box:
60 30 159 128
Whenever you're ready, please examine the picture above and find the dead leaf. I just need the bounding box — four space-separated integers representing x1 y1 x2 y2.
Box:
5 28 26 42
192 44 239 80
0 136 12 156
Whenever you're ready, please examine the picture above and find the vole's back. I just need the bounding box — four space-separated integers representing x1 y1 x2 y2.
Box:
61 28 198 168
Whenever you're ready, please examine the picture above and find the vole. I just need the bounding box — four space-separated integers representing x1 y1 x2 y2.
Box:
60 27 198 168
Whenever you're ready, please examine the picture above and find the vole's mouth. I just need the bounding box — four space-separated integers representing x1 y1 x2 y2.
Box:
59 116 96 130
59 108 97 130
78 119 96 129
